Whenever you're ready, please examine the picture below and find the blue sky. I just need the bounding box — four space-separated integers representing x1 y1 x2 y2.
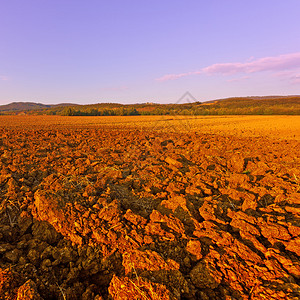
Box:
1 1 300 104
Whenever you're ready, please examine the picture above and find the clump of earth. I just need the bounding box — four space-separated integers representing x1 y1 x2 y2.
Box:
0 126 300 299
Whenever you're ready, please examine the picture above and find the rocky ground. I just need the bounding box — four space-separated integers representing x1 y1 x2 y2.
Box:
0 125 300 299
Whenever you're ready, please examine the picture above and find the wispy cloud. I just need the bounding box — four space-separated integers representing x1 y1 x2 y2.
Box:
156 52 300 82
157 71 202 81
273 70 300 84
203 52 300 74
289 74 300 84
291 74 300 84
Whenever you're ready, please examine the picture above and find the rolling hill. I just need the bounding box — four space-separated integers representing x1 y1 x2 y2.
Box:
1 95 300 115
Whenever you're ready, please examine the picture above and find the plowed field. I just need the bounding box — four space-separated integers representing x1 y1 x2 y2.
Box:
0 115 300 299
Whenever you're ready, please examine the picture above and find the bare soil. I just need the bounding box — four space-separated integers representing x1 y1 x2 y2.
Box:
0 116 300 299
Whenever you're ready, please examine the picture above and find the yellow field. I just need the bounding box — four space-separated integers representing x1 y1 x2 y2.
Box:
0 115 300 140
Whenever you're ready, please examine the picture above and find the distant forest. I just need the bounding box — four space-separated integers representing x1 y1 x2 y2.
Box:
1 96 300 116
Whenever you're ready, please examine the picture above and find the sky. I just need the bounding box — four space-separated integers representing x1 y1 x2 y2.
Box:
1 0 300 104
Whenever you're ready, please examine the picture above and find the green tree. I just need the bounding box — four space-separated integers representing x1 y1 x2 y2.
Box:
61 107 76 116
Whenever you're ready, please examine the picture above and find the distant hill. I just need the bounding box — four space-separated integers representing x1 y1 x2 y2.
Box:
0 102 78 113
205 95 300 103
1 96 300 115
50 103 79 107
0 102 50 112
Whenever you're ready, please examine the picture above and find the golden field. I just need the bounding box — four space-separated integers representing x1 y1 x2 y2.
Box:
1 115 300 140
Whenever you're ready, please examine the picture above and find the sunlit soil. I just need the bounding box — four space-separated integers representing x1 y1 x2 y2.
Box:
1 115 299 140
0 115 299 299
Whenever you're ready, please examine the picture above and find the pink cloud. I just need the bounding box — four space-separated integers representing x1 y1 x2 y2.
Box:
204 52 300 74
203 62 246 75
156 71 202 82
157 52 300 82
273 70 300 84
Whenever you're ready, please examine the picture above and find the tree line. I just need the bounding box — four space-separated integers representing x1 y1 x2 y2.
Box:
2 96 300 116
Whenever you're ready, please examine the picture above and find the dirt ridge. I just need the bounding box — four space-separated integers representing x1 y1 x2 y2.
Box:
0 126 300 299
